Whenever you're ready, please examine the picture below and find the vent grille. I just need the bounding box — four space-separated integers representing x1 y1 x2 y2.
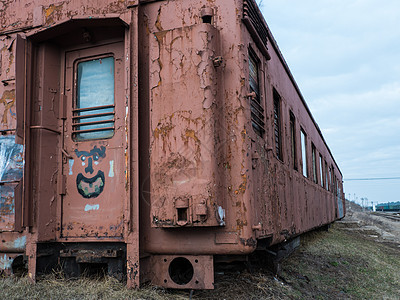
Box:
72 104 115 139
243 0 269 47
249 52 265 137
273 91 282 159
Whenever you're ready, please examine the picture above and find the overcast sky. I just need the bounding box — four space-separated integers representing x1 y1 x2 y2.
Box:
260 1 400 205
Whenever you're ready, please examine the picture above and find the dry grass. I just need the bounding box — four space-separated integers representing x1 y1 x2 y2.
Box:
280 225 400 299
1 220 400 299
0 274 190 300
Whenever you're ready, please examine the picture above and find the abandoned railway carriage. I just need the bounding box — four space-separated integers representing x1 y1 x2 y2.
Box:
0 0 345 289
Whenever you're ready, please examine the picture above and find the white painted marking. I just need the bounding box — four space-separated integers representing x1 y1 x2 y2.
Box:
84 204 99 212
109 160 115 177
69 159 74 175
218 206 225 226
0 254 13 270
13 236 26 250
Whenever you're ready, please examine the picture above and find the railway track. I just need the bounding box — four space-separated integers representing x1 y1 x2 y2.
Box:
371 211 400 222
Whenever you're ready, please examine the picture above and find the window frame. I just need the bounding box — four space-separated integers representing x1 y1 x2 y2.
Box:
72 53 116 141
319 154 324 187
311 143 318 184
248 47 265 137
325 160 329 191
273 88 283 161
300 128 308 178
289 110 297 171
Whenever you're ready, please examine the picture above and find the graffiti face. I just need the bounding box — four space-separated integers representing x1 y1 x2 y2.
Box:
74 146 106 198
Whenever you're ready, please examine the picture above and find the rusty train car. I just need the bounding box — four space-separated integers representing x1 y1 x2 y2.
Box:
0 0 345 289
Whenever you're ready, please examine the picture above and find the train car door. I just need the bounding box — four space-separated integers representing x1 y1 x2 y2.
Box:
61 41 126 238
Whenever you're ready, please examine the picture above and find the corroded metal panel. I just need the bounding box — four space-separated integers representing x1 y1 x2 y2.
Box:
149 255 214 289
0 232 26 252
140 0 257 260
149 23 223 228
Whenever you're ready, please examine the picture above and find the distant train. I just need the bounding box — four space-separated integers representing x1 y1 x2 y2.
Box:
375 202 400 212
0 0 345 289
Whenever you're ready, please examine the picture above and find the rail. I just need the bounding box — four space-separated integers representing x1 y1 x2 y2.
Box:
370 211 400 222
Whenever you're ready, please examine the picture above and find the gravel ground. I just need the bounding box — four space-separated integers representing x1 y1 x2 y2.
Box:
341 201 400 247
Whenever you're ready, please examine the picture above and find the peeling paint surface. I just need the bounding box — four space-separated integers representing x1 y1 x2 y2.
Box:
0 136 23 182
0 234 26 252
0 135 23 231
150 23 223 228
0 90 16 129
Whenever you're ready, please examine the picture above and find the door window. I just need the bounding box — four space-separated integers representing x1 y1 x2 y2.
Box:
73 56 115 141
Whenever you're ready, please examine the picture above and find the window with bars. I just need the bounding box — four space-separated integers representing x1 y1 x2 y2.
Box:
273 89 282 160
73 56 115 141
312 143 318 184
249 50 265 137
289 111 297 170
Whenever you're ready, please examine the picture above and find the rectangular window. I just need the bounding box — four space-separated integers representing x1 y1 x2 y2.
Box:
73 56 115 141
273 89 282 160
325 161 329 190
249 50 265 137
319 154 324 187
312 143 317 184
301 129 307 177
289 111 297 170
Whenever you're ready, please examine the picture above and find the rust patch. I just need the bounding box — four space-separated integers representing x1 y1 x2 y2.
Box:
153 122 175 139
241 128 247 141
127 259 139 283
239 237 257 248
152 215 174 226
236 219 248 229
155 6 163 31
182 129 200 144
164 152 191 170
234 174 247 195
44 3 63 25
0 194 13 215
0 89 15 126
0 186 15 230
6 52 14 75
